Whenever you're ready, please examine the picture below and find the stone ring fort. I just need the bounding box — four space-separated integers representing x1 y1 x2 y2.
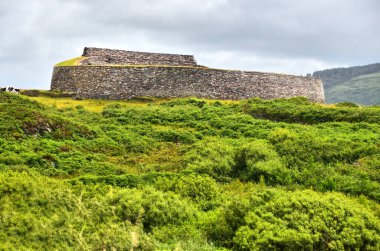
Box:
51 47 325 102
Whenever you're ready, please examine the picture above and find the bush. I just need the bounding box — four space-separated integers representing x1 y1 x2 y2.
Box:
0 171 134 250
236 140 291 185
141 189 198 230
335 102 359 108
234 190 380 250
184 138 237 179
154 174 221 209
245 97 380 124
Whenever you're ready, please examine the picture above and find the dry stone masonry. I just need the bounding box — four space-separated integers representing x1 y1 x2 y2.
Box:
51 47 325 102
81 47 198 66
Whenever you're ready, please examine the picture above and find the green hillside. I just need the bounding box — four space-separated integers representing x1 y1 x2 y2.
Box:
0 92 379 250
326 72 380 105
313 63 380 105
313 63 380 89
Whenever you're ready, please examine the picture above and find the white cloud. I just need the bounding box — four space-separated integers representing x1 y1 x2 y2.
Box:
0 0 379 89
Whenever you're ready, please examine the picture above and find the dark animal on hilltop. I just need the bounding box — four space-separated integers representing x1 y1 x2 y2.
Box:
0 88 6 92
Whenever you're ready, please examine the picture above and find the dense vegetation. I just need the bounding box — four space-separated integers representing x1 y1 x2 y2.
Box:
312 63 380 105
0 92 379 250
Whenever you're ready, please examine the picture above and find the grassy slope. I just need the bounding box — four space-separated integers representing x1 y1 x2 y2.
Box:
28 96 152 112
54 56 207 69
1 92 379 250
55 56 86 66
325 72 380 105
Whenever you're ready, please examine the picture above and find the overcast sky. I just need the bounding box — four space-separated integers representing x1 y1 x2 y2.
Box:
1 0 379 89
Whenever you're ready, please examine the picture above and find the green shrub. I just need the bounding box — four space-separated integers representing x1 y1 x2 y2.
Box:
236 140 291 185
245 97 380 124
234 190 380 250
184 138 237 179
155 174 221 210
141 189 197 230
0 171 134 250
335 102 359 108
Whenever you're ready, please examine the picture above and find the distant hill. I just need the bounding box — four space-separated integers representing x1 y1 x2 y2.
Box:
326 72 380 105
313 63 380 105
